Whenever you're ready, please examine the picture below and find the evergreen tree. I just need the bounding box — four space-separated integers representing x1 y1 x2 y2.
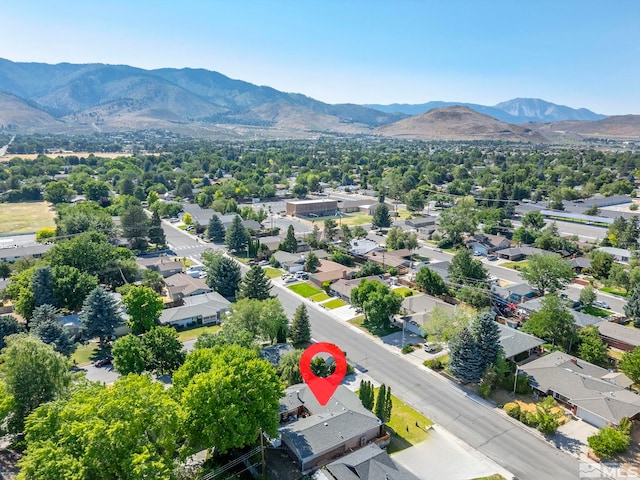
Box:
471 312 501 373
31 319 77 357
624 286 640 328
30 304 60 329
238 265 273 300
375 384 388 422
202 250 241 299
280 225 298 253
384 386 393 423
289 304 311 345
372 204 391 229
207 214 226 242
80 287 122 346
448 327 484 383
225 215 248 252
121 204 149 248
31 266 56 309
324 219 338 241
147 210 166 246
359 380 375 410
0 315 24 349
307 224 321 249
305 252 320 273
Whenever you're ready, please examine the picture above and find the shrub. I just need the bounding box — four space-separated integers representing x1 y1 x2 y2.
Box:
401 344 415 354
504 402 521 418
588 426 630 459
478 382 491 399
618 417 633 436
322 281 332 294
424 358 443 370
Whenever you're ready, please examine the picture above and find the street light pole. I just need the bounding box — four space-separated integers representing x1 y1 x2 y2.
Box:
513 365 519 393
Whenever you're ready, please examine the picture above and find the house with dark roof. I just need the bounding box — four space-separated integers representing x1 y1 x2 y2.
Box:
324 443 419 480
261 343 295 366
569 257 592 273
492 283 538 304
517 297 601 329
363 251 410 270
164 273 212 302
399 293 456 336
421 261 450 282
496 323 543 361
330 276 388 302
278 384 386 473
596 321 640 352
519 351 639 428
136 256 183 278
496 246 553 262
466 233 511 256
158 292 230 328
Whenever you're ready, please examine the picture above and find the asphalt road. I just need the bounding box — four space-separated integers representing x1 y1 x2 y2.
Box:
271 283 579 480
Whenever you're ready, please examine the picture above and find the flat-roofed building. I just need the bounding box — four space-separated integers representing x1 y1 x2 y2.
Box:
286 199 338 217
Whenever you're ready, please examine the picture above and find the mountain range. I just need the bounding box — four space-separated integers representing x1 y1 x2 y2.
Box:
0 58 638 143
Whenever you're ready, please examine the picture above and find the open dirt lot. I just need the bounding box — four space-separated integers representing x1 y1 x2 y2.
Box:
0 202 56 234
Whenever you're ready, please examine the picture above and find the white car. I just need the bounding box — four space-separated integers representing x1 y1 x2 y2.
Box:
593 300 610 309
284 276 297 283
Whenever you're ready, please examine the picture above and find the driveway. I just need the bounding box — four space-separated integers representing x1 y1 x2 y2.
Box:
392 425 513 480
554 418 598 460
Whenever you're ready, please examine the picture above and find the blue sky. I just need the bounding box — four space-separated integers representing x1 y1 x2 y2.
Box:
2 0 639 114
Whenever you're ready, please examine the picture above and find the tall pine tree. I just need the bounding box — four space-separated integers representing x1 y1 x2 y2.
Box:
359 380 375 410
80 287 122 347
225 215 248 252
289 304 311 345
384 386 393 423
202 250 241 299
207 214 226 243
471 312 501 373
375 384 389 422
448 327 484 384
238 265 273 300
625 286 640 328
372 204 391 229
148 210 166 247
32 266 56 309
280 225 298 253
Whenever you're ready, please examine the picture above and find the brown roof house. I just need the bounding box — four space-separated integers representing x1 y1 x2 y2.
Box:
520 351 640 428
309 260 354 288
330 275 388 303
136 255 183 278
164 273 212 302
277 384 387 473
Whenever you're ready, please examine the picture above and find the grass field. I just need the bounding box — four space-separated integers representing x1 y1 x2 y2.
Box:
348 315 400 337
263 267 284 278
288 283 323 298
310 292 331 302
71 343 99 366
601 286 630 297
0 201 56 234
380 389 433 453
323 298 348 309
581 305 612 317
176 325 221 342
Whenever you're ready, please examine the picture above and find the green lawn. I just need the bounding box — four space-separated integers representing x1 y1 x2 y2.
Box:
71 343 99 366
263 266 284 278
176 325 221 342
323 298 348 309
348 316 400 337
288 283 323 298
379 389 433 453
581 305 613 317
392 287 417 298
601 286 630 297
501 260 529 271
310 292 331 302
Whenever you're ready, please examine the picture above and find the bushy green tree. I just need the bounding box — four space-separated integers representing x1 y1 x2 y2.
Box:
448 248 487 286
359 380 375 411
278 349 303 386
589 250 615 279
578 326 609 366
0 334 71 432
579 285 597 307
289 304 311 345
351 280 402 331
522 293 576 351
534 396 563 435
471 312 501 373
141 326 186 374
438 196 478 245
112 334 148 375
202 250 241 299
52 265 98 312
324 218 338 241
80 287 122 346
404 189 425 212
415 267 448 296
588 426 631 459
305 251 320 273
521 253 574 294
0 315 24 350
372 204 391 229
238 265 273 300
620 346 640 384
122 285 163 335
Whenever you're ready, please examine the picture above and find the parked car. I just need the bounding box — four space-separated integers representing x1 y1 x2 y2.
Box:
258 260 270 266
593 300 610 309
284 276 297 283
295 272 309 280
487 254 498 261
94 356 112 368
423 342 440 353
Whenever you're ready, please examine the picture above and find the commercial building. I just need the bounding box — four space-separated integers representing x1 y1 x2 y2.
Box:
286 199 338 217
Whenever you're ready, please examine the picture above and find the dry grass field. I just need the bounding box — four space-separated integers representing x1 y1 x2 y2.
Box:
0 202 56 234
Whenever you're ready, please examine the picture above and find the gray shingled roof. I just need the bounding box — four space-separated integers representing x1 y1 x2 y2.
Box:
520 352 639 426
325 444 419 480
279 385 381 461
497 323 543 359
159 291 230 324
596 321 640 348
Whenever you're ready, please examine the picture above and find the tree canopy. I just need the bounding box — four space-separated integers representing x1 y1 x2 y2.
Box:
122 285 163 335
520 254 574 294
351 280 402 331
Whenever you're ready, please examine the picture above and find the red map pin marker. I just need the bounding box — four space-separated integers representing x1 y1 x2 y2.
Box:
300 342 347 406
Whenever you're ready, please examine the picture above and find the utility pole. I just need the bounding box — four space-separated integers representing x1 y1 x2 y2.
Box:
260 429 266 478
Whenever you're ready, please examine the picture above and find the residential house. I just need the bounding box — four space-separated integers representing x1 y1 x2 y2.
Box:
596 321 640 352
569 257 592 273
492 283 538 304
0 243 52 263
258 236 284 253
520 351 640 428
349 239 381 257
466 233 511 256
324 444 419 480
363 251 410 271
405 216 437 235
330 275 388 303
496 246 553 262
273 251 306 273
278 384 386 473
496 323 543 362
597 247 632 265
158 292 230 328
517 297 601 329
309 260 354 288
136 255 183 278
421 261 450 282
365 233 387 247
164 273 212 302
399 293 455 336
262 343 295 366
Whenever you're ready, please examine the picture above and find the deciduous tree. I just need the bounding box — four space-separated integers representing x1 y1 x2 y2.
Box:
438 196 478 245
52 265 98 312
620 346 640 384
520 253 574 294
448 248 487 286
122 285 163 335
415 267 448 296
112 334 148 375
578 326 609 366
278 349 303 386
522 293 576 351
141 326 186 374
351 280 402 331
